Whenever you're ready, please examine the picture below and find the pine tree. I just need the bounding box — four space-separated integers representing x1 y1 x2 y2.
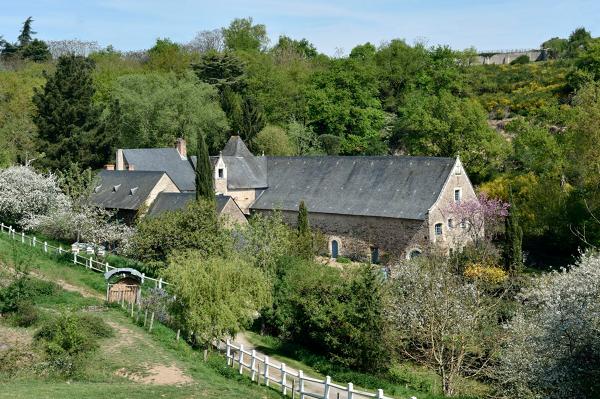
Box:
33 55 104 170
17 17 35 47
239 95 266 145
195 131 214 201
296 201 313 259
504 191 523 273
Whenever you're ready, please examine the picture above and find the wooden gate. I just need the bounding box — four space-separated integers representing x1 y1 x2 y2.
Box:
107 277 140 304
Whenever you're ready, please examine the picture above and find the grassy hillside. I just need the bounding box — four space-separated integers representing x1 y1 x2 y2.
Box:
0 234 281 399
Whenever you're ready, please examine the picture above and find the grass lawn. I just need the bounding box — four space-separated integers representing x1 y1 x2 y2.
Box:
0 233 281 399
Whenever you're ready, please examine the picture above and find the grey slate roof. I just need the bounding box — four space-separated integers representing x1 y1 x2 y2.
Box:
212 136 268 189
250 156 456 220
123 148 195 191
90 170 167 210
147 192 236 217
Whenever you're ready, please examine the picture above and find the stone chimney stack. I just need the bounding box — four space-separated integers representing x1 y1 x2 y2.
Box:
116 149 124 170
176 138 187 158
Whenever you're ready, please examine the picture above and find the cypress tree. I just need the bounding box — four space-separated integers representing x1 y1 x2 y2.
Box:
297 201 310 235
33 55 105 170
504 191 523 273
296 201 313 259
195 132 214 201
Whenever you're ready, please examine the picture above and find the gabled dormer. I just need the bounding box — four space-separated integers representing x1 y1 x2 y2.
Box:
214 152 228 194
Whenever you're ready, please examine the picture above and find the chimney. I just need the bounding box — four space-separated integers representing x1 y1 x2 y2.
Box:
116 149 124 170
176 138 187 158
127 164 135 171
104 164 115 171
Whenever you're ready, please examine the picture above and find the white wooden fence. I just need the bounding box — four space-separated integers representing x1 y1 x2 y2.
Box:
0 222 395 399
0 223 168 289
224 339 392 399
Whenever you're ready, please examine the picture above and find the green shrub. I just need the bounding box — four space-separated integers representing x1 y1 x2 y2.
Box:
510 55 530 65
10 301 39 327
77 313 114 339
0 277 59 313
34 312 111 376
336 256 351 264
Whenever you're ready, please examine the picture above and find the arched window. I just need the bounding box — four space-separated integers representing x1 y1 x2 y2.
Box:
408 249 422 259
331 240 339 259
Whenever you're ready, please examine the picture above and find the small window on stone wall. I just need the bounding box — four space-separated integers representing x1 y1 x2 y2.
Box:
435 223 443 236
448 218 454 228
454 188 461 203
218 168 224 178
409 249 422 259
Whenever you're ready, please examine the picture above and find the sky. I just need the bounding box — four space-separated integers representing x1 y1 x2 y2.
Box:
2 0 600 55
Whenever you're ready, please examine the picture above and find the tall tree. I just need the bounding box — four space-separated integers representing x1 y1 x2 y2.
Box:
222 17 269 52
33 55 106 170
297 200 309 235
17 17 35 48
239 95 266 145
296 200 313 259
504 190 523 273
195 132 213 201
192 51 247 94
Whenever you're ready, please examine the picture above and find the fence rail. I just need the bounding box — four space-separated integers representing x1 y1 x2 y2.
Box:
0 223 168 288
224 339 391 399
0 222 393 399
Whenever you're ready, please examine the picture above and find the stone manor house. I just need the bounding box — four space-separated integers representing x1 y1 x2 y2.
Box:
91 136 477 263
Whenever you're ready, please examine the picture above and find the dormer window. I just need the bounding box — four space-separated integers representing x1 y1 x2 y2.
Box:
129 187 138 195
94 185 102 193
112 184 121 192
218 168 224 178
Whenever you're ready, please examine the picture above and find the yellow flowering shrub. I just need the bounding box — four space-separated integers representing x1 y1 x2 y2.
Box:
464 263 508 285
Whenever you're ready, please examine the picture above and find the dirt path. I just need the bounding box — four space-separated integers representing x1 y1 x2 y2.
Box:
233 333 353 399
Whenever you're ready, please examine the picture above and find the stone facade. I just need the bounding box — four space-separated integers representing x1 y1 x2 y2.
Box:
143 174 179 212
255 209 429 263
220 198 248 227
426 159 478 252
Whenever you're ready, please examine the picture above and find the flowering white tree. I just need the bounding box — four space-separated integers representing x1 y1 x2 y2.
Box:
498 252 600 398
386 255 506 396
0 166 69 228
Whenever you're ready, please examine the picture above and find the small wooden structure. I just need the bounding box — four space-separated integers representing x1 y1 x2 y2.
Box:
104 268 143 305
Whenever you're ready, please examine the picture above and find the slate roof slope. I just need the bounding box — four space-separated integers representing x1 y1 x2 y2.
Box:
147 192 237 217
214 136 268 189
251 156 456 220
90 170 167 210
123 148 195 191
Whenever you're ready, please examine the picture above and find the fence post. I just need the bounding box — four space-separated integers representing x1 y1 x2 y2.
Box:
250 349 257 381
238 344 244 375
264 355 270 386
226 339 231 366
44 241 47 253
176 329 181 342
158 278 163 289
376 389 384 399
347 382 354 399
281 363 287 395
324 376 331 399
21 232 24 243
32 236 36 247
105 262 109 273
89 256 93 269
58 245 62 254
73 252 77 264
299 370 305 399
149 312 155 332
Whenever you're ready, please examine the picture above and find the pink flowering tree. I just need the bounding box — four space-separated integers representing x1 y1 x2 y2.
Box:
444 193 509 248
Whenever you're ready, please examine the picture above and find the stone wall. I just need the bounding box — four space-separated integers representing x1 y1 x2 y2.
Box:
476 50 546 65
227 188 258 214
255 209 429 263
